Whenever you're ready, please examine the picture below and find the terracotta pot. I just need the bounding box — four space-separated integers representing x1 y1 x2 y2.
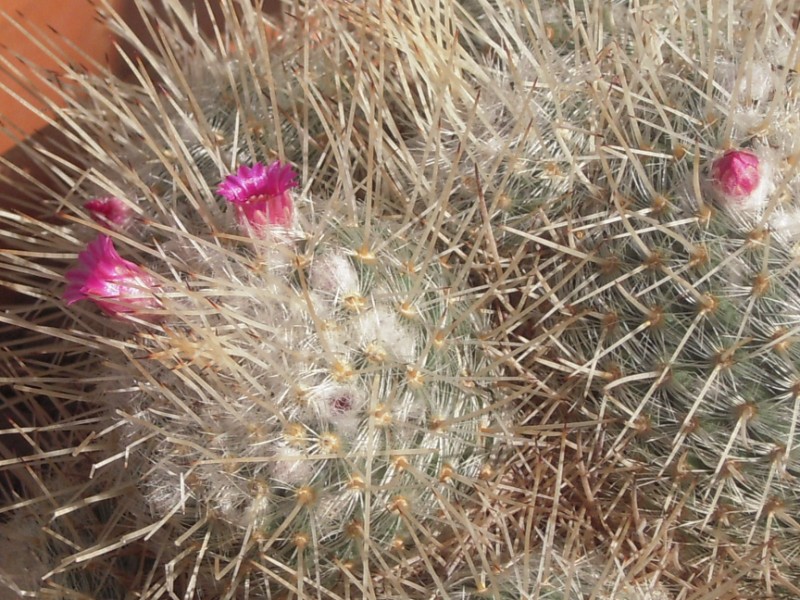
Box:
0 0 281 154
0 0 128 155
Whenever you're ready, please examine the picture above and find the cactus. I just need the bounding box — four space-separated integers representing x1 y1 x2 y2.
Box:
402 0 630 256
54 173 503 596
455 1 800 595
542 149 800 596
0 2 519 597
3 0 800 598
397 0 800 595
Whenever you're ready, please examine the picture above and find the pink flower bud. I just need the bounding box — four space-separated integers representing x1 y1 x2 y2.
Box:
710 149 771 211
217 161 298 233
64 236 161 319
308 384 365 430
84 197 132 230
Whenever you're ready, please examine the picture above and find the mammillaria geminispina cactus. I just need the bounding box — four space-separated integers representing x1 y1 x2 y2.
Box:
53 157 505 596
4 0 800 599
0 3 521 595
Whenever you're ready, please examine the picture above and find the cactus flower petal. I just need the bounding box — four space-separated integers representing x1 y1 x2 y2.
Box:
64 235 161 318
84 197 133 230
218 161 298 231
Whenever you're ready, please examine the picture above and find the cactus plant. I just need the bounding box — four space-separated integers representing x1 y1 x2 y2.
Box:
542 152 800 596
55 169 504 596
0 1 520 597
3 0 800 598
448 1 800 596
394 0 800 595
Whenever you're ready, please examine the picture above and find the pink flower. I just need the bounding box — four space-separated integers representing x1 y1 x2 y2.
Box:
84 197 132 230
710 149 772 211
217 161 298 232
64 236 161 319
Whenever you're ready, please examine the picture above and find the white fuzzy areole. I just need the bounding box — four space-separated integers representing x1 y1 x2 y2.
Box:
356 305 417 364
269 448 314 486
769 206 800 241
716 60 774 103
309 251 360 297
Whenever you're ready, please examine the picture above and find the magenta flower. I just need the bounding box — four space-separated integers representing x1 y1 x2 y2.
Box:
712 150 760 196
85 197 132 230
64 236 161 319
710 149 771 210
217 161 298 232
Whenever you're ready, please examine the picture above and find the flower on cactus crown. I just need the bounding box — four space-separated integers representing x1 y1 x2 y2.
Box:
217 161 297 231
710 149 772 211
64 235 161 319
84 197 132 230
